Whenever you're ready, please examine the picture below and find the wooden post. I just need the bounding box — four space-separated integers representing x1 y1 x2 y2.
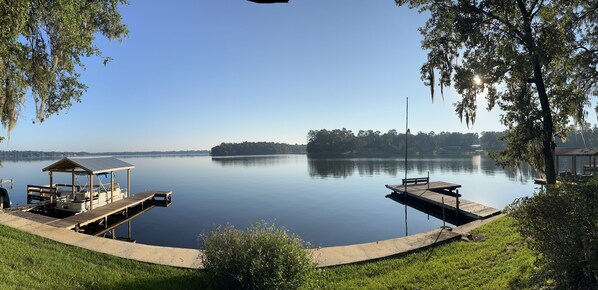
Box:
49 172 54 204
127 221 131 241
127 169 131 198
572 156 577 175
455 189 459 216
404 203 408 236
441 196 445 228
112 229 115 240
110 171 114 203
89 174 94 211
71 169 75 197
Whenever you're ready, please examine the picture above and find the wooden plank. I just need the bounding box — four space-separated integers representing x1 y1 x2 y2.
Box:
469 207 501 218
9 211 60 224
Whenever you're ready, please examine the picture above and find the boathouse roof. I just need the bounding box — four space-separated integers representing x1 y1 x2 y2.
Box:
42 157 135 174
555 147 598 156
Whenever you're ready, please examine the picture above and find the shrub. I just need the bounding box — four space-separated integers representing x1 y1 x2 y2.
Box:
199 222 316 290
507 178 598 289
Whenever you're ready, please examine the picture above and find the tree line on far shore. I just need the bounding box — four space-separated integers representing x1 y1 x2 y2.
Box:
209 126 598 157
306 129 501 156
211 142 306 156
306 127 598 156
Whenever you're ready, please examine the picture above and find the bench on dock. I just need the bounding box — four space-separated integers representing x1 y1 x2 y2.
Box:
402 177 429 185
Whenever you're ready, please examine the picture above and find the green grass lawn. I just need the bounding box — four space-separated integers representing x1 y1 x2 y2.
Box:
0 224 208 289
316 217 540 289
0 217 538 289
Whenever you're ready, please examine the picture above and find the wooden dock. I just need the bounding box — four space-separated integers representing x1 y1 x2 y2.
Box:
385 181 500 220
8 210 60 224
45 190 172 230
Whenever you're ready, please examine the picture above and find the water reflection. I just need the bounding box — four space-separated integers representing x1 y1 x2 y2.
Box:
1 155 537 248
386 193 470 227
308 154 535 182
211 155 302 167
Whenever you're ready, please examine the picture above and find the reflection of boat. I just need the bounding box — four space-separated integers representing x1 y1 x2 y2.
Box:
0 178 14 209
27 157 134 213
0 187 10 208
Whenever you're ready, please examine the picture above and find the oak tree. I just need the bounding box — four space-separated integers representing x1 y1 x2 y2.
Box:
397 0 598 184
0 0 128 136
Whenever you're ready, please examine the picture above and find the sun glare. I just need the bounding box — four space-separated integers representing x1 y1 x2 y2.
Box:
473 75 482 86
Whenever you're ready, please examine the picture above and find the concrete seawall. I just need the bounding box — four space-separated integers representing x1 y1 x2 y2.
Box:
0 209 503 269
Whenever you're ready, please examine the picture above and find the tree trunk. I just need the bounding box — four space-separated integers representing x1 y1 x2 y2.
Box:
533 60 557 184
517 0 557 184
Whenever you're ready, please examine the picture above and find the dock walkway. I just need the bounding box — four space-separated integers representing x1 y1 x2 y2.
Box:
46 191 171 229
385 181 500 220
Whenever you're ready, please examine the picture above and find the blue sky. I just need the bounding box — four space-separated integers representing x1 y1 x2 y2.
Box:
7 0 507 152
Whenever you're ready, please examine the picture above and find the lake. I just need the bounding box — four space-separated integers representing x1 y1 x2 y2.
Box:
1 154 538 249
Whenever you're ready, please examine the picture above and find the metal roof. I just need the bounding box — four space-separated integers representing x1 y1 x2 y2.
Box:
555 147 598 156
42 157 135 174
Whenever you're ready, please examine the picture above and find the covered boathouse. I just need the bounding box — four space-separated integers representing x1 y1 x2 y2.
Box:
554 147 598 176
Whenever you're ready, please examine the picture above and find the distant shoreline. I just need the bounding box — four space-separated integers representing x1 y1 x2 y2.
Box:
306 151 486 158
0 150 210 161
211 142 307 156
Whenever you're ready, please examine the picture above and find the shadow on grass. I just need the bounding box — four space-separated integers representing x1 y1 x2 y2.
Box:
91 270 214 290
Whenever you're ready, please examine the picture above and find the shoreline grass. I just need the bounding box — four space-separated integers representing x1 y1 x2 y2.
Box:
0 217 538 289
316 217 539 289
0 223 207 289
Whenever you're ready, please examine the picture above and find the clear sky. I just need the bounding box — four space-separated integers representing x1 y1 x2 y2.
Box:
6 0 508 152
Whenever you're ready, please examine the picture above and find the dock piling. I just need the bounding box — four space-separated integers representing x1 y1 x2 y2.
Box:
442 196 445 228
455 189 459 216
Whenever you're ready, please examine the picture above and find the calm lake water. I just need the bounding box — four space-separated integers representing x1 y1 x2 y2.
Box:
1 154 538 248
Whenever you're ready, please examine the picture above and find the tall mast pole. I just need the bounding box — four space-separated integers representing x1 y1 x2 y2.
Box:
405 97 409 181
404 97 409 236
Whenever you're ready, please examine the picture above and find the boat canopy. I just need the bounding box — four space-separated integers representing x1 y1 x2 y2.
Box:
554 147 598 156
42 157 135 174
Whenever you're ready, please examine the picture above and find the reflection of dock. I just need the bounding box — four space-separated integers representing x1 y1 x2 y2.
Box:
386 193 468 226
385 180 500 221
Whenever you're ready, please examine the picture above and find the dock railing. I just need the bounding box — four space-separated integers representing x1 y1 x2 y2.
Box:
26 184 84 204
401 177 429 186
1 178 14 189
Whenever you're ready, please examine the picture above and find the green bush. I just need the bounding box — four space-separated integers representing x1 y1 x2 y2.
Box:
199 222 316 290
507 178 598 289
